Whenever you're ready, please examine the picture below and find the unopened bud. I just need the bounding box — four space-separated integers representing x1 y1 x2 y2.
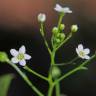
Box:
52 27 59 34
60 24 65 30
71 25 78 32
52 66 61 79
38 13 46 22
60 33 65 40
55 38 61 43
56 33 61 38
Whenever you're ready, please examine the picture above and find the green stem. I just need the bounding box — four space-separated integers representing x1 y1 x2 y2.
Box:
54 66 80 85
51 35 54 49
55 82 60 96
48 84 54 96
51 50 56 65
48 49 56 82
48 49 56 96
40 23 52 56
80 55 95 67
40 23 45 37
54 54 96 85
48 50 56 81
58 13 64 29
7 61 44 96
24 66 49 82
48 13 64 96
55 57 79 66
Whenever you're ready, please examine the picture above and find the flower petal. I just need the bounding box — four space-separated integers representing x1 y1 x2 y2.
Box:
84 55 90 60
78 44 83 51
11 57 19 63
24 54 31 60
63 7 72 13
10 49 18 56
54 4 72 13
54 4 62 12
84 48 90 54
76 48 79 55
19 45 26 53
19 60 26 66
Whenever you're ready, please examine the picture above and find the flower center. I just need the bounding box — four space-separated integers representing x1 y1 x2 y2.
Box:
17 53 24 60
79 51 85 57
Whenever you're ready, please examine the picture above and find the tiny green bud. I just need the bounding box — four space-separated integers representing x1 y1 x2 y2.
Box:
60 33 65 40
0 52 9 62
71 25 78 32
56 33 61 38
60 24 65 30
55 38 61 43
52 66 61 79
52 27 58 34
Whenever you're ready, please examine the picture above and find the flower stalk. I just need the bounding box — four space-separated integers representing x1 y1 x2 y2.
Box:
54 54 96 85
24 65 48 82
7 60 44 96
40 21 52 56
55 82 60 96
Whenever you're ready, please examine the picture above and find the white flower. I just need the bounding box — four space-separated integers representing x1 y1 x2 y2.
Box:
38 13 46 22
54 4 72 13
10 45 31 66
76 44 90 60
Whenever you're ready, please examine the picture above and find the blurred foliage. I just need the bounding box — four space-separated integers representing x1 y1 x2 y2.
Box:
0 74 14 96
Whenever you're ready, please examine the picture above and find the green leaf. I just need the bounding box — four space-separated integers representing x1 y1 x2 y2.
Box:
0 74 14 96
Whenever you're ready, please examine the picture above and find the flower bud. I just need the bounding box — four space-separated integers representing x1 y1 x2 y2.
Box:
0 52 9 62
52 66 61 79
52 27 58 34
60 33 65 40
56 33 61 37
60 24 65 30
71 25 78 32
38 13 46 22
55 38 61 43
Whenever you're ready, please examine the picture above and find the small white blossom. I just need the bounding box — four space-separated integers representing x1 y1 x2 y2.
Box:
76 44 90 60
10 45 31 66
54 4 72 13
38 13 46 22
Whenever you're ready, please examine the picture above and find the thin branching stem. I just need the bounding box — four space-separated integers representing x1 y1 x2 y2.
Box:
54 54 96 85
54 57 79 66
7 61 44 96
40 23 52 56
24 65 49 82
